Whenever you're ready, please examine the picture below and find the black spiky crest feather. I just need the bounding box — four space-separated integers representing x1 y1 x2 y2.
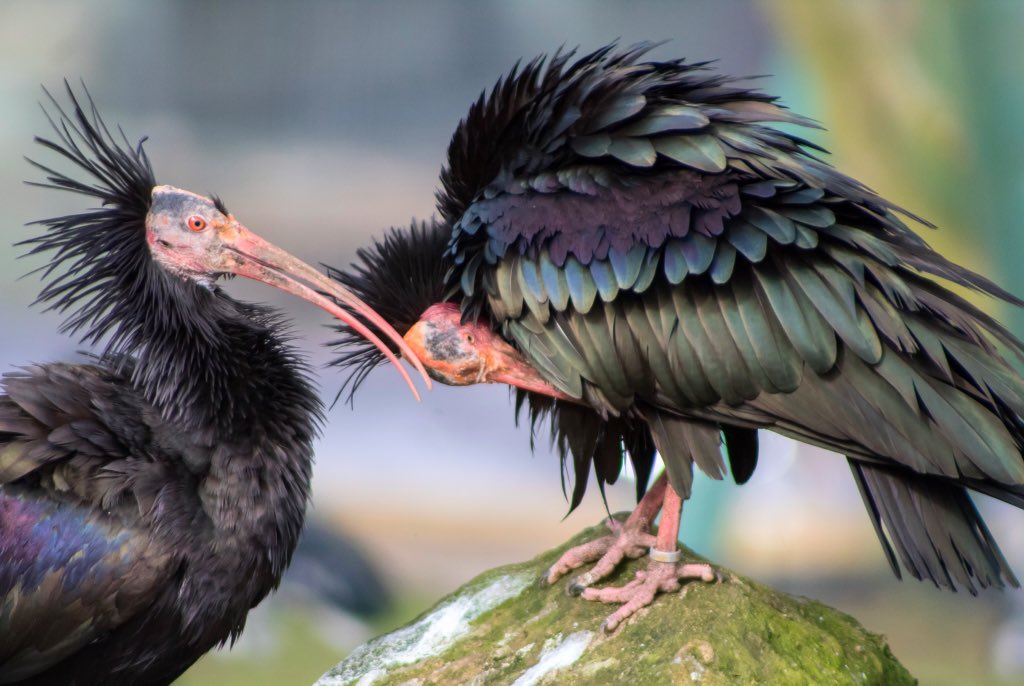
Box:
326 219 452 405
24 82 160 351
22 83 322 439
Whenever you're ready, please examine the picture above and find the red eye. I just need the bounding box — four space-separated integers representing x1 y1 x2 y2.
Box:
186 215 207 232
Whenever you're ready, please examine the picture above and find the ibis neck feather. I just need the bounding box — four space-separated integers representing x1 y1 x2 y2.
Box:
118 268 322 441
130 275 319 604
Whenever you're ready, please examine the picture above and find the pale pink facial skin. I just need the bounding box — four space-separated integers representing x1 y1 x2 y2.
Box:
403 302 576 401
145 184 431 400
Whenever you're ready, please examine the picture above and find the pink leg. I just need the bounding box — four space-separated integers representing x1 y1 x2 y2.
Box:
654 481 682 553
544 474 668 590
580 481 717 633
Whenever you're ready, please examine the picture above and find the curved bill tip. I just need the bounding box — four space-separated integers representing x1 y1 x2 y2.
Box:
221 224 431 400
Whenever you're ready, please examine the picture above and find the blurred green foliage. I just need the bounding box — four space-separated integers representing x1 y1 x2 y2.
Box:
177 610 339 686
178 594 435 686
766 0 1024 326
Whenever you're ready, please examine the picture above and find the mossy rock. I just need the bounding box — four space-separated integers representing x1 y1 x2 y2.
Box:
316 516 915 685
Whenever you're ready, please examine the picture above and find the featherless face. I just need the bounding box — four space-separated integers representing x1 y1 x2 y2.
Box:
144 184 412 349
145 186 241 282
403 303 574 400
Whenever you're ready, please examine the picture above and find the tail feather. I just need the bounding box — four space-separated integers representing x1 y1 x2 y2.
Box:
849 459 1018 593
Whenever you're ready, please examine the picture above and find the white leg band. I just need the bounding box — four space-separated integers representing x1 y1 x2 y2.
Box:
649 547 682 563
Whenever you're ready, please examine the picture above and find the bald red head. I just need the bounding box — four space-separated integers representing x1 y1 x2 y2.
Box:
403 303 576 401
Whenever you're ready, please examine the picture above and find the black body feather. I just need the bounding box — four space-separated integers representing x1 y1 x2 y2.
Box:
334 43 1024 595
0 85 320 684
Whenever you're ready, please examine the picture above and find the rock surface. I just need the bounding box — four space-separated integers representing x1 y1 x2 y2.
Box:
316 517 916 685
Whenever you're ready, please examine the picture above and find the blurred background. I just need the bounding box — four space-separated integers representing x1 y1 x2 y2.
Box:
1 1 1022 684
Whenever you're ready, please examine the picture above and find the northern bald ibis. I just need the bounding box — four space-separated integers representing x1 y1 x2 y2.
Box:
330 44 1024 632
0 85 427 684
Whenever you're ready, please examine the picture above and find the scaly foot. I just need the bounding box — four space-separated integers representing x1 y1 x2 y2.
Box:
544 516 657 592
544 475 669 592
582 558 718 632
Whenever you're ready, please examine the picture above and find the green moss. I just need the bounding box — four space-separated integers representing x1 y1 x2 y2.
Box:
317 516 916 686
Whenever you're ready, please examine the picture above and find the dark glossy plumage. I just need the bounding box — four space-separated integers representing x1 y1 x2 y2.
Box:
0 87 319 684
336 43 1024 595
444 43 1024 592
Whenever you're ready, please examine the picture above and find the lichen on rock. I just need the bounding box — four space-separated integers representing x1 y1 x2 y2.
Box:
510 631 592 686
316 573 530 686
316 516 916 685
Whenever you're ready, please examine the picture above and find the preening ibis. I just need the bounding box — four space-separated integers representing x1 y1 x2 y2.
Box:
331 43 1024 632
0 86 427 685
